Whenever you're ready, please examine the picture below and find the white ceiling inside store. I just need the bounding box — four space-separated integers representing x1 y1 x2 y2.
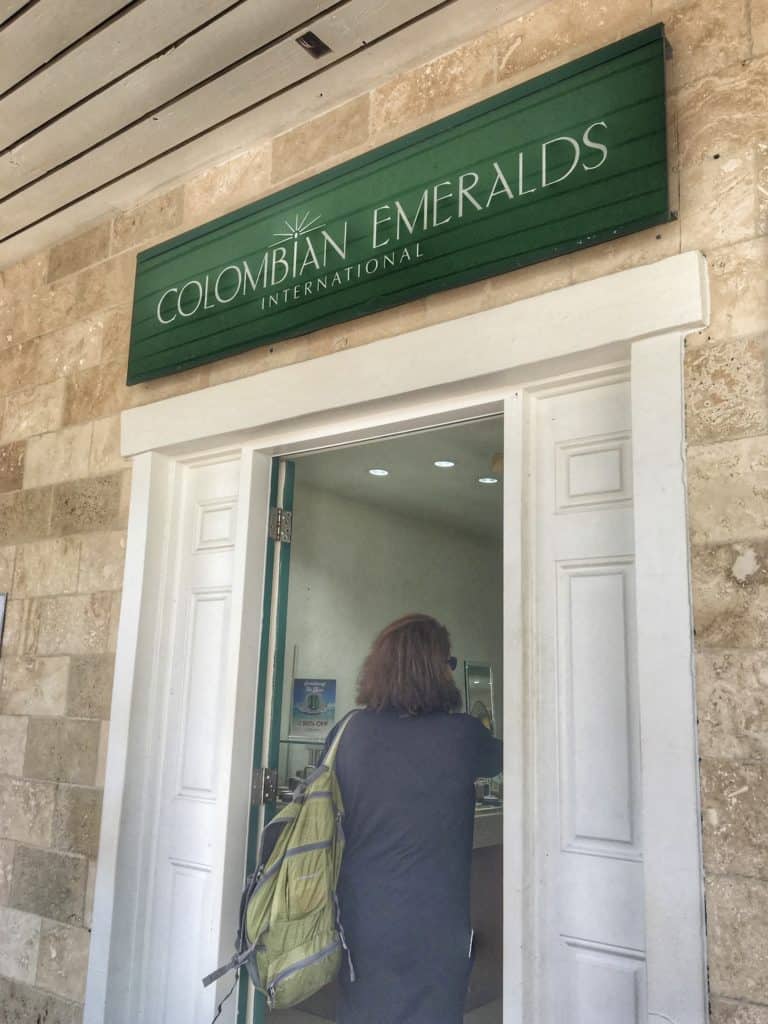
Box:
0 0 548 270
294 416 504 542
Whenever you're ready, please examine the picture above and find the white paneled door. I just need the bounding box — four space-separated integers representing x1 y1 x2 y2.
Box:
139 457 241 1023
533 378 646 1023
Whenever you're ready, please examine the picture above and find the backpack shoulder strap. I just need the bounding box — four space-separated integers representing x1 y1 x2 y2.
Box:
322 709 361 769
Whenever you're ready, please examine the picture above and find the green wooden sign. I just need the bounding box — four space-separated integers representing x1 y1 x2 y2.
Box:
128 25 669 385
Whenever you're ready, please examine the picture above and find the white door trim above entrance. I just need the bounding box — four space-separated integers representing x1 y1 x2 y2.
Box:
86 251 709 1024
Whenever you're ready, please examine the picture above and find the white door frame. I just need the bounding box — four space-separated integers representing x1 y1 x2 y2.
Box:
85 251 710 1024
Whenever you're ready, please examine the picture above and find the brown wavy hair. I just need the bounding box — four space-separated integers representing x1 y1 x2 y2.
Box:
357 613 462 714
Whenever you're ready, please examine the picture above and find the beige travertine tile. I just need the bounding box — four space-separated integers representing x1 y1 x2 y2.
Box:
13 277 77 345
0 976 83 1024
0 715 27 776
66 654 113 720
0 776 55 846
63 360 126 425
47 224 110 285
685 338 768 444
687 437 768 545
496 0 652 84
0 338 44 397
95 720 109 788
36 920 90 1002
24 718 101 786
0 286 14 350
272 96 370 185
0 487 52 545
0 441 25 493
184 145 271 227
51 785 101 859
0 839 13 904
691 540 768 647
35 593 112 657
97 306 132 365
73 252 136 319
0 657 70 717
679 151 757 251
34 316 107 383
0 599 37 657
422 279 489 328
371 34 496 139
13 537 80 598
653 0 749 89
757 141 768 236
708 875 768 1001
50 473 123 536
124 362 209 408
117 466 131 528
107 591 122 654
0 543 14 589
89 415 129 476
1 380 67 443
486 252 574 307
0 906 40 984
711 999 768 1024
83 858 96 930
702 758 768 879
704 238 768 344
697 650 768 762
23 424 93 489
10 846 87 926
77 531 126 593
2 252 48 297
753 0 768 56
111 188 184 255
569 218 681 286
677 61 766 169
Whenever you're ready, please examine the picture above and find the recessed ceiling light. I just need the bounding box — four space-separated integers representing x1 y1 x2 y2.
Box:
368 468 389 477
477 476 498 485
433 460 455 468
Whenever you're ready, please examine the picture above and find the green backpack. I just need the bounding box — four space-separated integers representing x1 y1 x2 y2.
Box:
203 711 358 1014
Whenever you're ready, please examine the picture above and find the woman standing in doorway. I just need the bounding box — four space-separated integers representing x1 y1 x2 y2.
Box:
324 612 503 1024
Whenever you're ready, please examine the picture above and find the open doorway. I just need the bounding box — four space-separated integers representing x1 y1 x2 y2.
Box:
264 415 504 1024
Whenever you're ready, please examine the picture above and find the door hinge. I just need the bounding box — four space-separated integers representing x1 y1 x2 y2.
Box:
269 506 292 543
252 767 279 806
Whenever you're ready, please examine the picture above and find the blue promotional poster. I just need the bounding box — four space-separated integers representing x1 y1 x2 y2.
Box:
290 678 337 739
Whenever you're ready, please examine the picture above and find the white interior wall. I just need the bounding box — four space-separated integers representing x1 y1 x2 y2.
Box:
280 479 503 771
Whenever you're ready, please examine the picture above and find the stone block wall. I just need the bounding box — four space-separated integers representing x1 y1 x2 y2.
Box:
0 0 766 1019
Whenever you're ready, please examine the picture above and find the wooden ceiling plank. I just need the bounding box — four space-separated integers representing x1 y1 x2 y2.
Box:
0 0 31 28
0 0 136 95
0 0 545 265
0 0 246 151
0 0 431 231
0 0 339 194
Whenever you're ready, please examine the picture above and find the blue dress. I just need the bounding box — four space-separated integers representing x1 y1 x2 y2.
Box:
323 708 503 1024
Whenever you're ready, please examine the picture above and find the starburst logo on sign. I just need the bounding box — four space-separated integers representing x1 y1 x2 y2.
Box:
270 211 326 246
